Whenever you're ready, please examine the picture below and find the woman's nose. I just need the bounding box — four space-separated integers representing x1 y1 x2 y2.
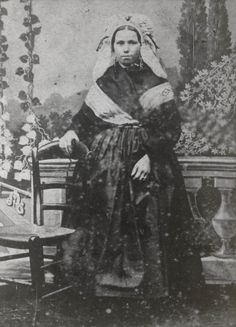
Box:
123 45 129 53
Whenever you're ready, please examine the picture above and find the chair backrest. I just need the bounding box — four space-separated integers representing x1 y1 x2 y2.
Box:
31 146 76 226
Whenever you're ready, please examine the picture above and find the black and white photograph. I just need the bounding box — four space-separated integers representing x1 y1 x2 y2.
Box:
0 0 236 326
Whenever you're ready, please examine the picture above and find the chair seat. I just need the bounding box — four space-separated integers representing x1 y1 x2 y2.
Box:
0 224 75 248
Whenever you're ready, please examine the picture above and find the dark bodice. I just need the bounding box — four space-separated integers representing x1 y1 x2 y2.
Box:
70 63 181 158
96 63 166 120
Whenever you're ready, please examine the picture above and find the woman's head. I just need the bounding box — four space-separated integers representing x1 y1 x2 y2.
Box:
93 15 167 81
111 25 142 66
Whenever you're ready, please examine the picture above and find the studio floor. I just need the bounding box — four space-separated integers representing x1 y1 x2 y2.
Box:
0 284 236 327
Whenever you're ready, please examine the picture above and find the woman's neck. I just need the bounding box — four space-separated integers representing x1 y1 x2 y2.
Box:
117 60 143 71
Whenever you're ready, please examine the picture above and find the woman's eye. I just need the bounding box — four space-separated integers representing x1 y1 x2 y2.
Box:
115 40 138 46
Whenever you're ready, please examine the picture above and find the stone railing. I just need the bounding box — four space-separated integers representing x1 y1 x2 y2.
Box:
179 156 236 284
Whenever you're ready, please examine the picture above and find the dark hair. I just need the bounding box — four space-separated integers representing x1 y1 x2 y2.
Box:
111 25 141 51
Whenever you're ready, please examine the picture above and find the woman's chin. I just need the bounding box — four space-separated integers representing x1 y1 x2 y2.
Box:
120 59 134 66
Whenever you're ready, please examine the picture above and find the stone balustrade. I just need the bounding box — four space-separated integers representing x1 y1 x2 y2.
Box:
179 156 236 284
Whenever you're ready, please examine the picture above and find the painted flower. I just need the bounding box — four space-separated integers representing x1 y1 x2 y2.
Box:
26 114 36 124
21 145 31 156
19 135 29 145
26 130 36 140
1 112 10 121
14 160 24 171
21 123 31 132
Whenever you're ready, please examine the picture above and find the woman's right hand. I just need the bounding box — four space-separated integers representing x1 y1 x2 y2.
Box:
59 130 80 155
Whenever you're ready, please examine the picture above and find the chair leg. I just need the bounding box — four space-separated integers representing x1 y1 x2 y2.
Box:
29 236 44 326
53 243 64 285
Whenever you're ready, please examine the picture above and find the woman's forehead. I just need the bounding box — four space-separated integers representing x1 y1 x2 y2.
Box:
114 29 139 41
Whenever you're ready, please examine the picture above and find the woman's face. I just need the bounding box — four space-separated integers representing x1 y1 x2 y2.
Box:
113 29 141 66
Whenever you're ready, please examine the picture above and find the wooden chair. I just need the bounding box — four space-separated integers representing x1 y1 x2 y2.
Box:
0 146 76 325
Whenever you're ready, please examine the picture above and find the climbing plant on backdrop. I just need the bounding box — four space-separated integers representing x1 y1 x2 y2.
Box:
0 0 13 179
14 0 51 181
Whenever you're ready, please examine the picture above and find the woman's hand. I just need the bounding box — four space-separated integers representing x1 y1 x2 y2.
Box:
131 154 151 181
59 130 79 155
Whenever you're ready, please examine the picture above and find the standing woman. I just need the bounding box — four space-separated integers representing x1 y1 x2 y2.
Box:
60 14 204 298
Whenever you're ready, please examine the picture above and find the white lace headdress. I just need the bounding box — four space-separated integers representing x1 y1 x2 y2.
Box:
93 14 167 82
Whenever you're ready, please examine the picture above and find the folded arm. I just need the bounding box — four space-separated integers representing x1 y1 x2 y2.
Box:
141 99 181 158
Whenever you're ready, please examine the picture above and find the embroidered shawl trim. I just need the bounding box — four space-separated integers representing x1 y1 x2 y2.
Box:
139 82 174 110
85 82 174 125
85 83 139 125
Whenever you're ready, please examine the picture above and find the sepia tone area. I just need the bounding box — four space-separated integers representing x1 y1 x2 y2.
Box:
0 0 236 326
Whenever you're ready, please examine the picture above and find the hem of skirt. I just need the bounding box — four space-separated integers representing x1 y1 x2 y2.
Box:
95 284 169 298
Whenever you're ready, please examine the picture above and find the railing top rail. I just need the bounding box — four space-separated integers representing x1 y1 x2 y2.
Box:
178 156 236 164
0 181 31 198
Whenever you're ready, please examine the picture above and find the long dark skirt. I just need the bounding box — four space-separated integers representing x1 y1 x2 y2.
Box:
62 126 204 298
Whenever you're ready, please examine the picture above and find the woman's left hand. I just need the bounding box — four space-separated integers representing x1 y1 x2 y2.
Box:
131 154 151 181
